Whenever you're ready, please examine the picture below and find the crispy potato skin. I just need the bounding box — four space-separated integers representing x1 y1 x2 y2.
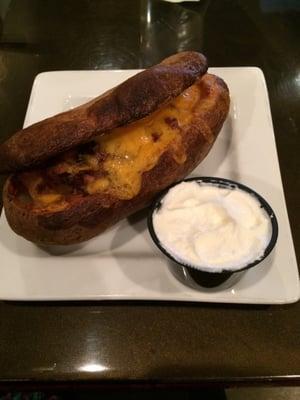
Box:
3 74 230 245
0 52 207 173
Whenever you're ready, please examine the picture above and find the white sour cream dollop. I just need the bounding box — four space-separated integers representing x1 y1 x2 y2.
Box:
153 181 272 272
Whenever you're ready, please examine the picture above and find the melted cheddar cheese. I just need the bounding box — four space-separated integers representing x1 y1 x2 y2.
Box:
87 83 201 199
17 80 202 207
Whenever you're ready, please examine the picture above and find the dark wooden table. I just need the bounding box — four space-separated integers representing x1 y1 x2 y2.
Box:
0 0 299 390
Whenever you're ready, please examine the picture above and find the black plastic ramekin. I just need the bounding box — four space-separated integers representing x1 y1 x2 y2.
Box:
148 177 278 288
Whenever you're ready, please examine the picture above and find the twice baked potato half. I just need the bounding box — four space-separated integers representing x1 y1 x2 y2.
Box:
3 73 230 245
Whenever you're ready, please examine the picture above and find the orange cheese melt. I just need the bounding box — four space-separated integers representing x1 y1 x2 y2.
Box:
19 81 202 206
89 83 201 199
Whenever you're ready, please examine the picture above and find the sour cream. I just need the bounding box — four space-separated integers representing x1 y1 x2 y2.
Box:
152 181 272 272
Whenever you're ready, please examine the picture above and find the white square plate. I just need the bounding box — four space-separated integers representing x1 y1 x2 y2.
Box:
0 68 299 303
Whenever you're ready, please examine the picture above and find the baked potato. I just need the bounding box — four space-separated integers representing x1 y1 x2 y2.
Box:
1 52 230 245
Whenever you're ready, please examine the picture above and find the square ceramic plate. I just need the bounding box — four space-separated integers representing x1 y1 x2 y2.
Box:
0 68 299 303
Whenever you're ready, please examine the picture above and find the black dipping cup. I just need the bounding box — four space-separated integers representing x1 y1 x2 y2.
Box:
147 177 279 289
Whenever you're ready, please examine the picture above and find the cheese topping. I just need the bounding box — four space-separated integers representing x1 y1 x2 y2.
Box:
17 80 204 207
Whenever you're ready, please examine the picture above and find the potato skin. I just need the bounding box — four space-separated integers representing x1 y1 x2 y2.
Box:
3 74 230 245
0 51 207 173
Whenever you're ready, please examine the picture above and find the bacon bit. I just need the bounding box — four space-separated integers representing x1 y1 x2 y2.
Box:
164 116 179 130
151 132 161 142
83 174 95 184
36 182 48 194
47 162 70 176
69 173 85 189
95 151 108 162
